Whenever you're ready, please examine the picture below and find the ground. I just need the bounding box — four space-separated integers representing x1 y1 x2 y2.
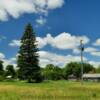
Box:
0 80 100 100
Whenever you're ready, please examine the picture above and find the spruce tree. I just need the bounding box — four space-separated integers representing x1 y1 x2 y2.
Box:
17 23 42 83
0 60 4 75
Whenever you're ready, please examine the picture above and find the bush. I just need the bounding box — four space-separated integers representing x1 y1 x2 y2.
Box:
0 75 4 81
42 64 63 80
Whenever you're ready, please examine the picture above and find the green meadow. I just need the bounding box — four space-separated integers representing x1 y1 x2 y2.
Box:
0 80 99 100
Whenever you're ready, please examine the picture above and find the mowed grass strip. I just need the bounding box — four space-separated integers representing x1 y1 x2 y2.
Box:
0 81 99 100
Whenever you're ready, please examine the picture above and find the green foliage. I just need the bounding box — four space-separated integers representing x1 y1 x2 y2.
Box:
42 64 63 80
96 65 100 73
0 75 4 81
0 60 4 74
63 62 77 79
64 62 95 79
17 23 42 83
5 65 16 78
0 61 4 81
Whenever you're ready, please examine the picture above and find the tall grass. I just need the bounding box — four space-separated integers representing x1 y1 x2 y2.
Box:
0 80 99 100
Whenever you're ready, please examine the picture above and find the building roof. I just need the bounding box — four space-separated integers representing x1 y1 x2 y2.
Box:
83 74 100 78
68 74 76 78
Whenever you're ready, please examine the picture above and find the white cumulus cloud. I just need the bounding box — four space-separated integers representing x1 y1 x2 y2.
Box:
0 53 5 60
84 47 100 57
91 52 100 57
85 47 98 53
36 16 46 25
36 37 47 48
47 0 64 9
9 40 21 47
93 38 100 46
10 32 90 50
89 61 100 68
0 0 64 21
37 32 90 49
38 51 87 67
0 52 17 69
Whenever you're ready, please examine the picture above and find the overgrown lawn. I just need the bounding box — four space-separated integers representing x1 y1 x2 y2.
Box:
0 80 99 100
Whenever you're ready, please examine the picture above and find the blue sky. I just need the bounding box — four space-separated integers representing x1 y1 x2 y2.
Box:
0 0 100 67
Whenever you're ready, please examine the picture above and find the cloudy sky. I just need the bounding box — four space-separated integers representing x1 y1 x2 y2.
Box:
0 0 100 68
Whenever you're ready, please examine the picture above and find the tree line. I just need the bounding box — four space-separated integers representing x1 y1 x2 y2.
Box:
0 61 100 82
0 23 99 83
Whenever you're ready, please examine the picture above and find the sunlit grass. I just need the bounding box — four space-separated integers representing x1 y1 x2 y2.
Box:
0 80 99 100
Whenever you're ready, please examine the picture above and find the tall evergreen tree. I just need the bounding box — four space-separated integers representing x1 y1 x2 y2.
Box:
0 60 4 75
0 61 4 81
17 23 42 83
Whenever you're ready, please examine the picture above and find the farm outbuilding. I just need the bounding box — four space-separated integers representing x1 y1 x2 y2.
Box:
68 74 77 81
83 74 100 81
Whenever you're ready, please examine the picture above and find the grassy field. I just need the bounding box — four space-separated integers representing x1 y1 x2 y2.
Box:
0 80 100 100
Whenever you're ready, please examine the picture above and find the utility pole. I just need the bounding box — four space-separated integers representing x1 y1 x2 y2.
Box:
80 40 84 84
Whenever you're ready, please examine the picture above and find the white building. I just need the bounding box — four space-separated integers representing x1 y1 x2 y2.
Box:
83 74 100 81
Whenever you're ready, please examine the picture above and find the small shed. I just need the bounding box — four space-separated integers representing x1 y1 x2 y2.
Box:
68 74 77 81
6 75 12 79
